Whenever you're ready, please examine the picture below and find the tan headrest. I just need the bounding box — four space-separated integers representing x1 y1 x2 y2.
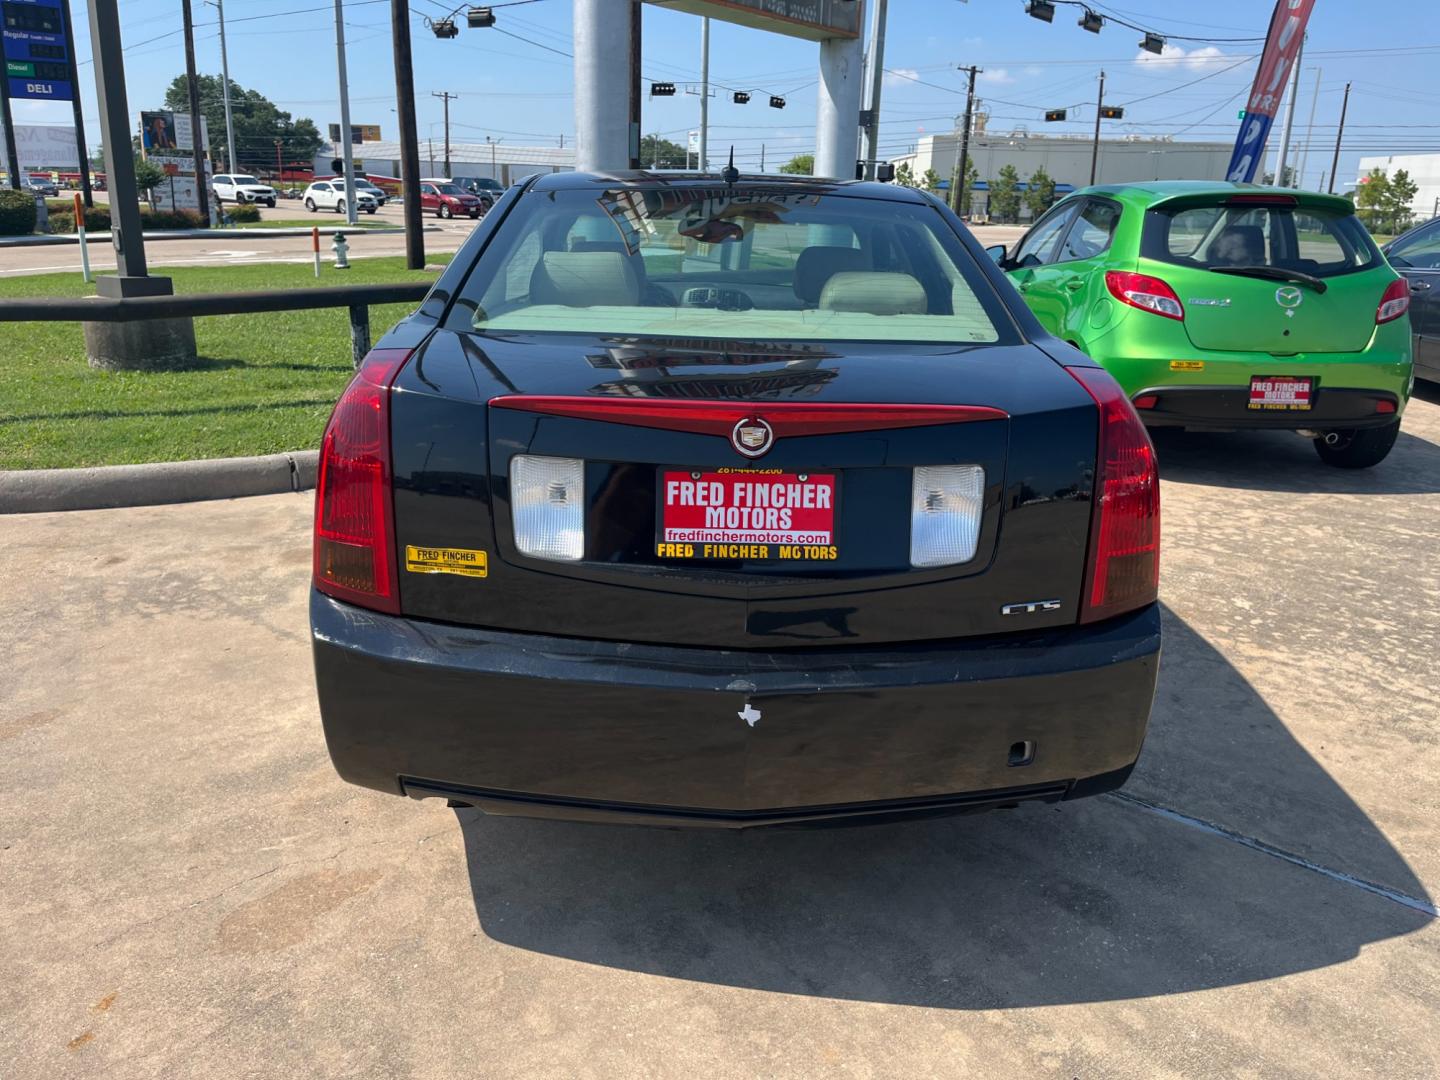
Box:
818 272 928 315
793 246 871 304
531 251 640 307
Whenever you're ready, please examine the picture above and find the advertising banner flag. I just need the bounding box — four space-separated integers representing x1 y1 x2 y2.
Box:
1225 0 1316 183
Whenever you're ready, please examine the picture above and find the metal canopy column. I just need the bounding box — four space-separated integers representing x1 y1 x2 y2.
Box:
815 31 863 180
574 0 633 173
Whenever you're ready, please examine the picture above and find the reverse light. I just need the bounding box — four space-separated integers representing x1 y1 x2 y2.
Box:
909 465 985 568
1105 270 1184 321
1066 366 1160 623
1377 278 1410 324
313 348 413 614
511 455 585 562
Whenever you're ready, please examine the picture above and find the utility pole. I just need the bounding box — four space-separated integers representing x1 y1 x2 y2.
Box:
57 0 93 206
180 0 210 223
431 91 458 177
861 0 888 180
1298 66 1321 189
206 0 238 173
950 65 980 215
391 0 424 268
1328 81 1350 195
698 17 709 171
1090 69 1106 186
1274 35 1303 187
627 0 642 167
336 0 358 223
760 143 765 172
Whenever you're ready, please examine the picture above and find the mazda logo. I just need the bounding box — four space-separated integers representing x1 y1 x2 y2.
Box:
730 417 774 457
1275 286 1304 309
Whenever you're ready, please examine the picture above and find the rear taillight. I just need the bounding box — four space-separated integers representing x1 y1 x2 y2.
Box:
313 348 412 614
1066 366 1160 623
1377 278 1410 324
1105 270 1184 321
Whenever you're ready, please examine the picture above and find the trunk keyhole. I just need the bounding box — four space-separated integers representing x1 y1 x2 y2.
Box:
1008 740 1036 767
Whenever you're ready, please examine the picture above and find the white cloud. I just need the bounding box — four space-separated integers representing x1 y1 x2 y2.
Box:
1135 44 1234 71
884 67 920 88
980 68 1016 85
1022 66 1045 78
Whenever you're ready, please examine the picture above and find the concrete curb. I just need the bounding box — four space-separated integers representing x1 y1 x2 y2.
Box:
0 226 430 247
0 451 319 514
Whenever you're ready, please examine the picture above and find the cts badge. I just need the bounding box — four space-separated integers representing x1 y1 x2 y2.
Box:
731 416 774 458
1001 599 1063 616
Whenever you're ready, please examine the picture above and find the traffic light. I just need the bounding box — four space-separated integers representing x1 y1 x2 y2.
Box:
466 7 495 28
733 91 750 104
1140 33 1166 55
1078 8 1104 33
1100 106 1125 120
769 96 786 109
430 17 458 38
1026 1 1055 22
651 82 676 97
1045 108 1067 122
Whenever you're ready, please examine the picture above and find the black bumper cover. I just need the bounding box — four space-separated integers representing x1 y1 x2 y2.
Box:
1134 385 1399 430
311 592 1161 827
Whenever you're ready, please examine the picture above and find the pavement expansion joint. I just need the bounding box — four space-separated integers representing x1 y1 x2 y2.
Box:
1105 790 1437 917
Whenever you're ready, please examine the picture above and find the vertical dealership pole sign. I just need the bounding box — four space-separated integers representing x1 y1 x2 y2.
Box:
1226 0 1316 183
3 0 77 187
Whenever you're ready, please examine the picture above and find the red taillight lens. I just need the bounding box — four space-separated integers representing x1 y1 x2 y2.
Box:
1377 278 1410 324
1066 365 1160 623
1105 270 1184 321
313 348 412 614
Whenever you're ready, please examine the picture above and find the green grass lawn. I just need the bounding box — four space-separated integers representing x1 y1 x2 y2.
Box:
0 256 449 470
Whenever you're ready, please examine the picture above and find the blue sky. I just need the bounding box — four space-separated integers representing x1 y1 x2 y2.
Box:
12 0 1438 189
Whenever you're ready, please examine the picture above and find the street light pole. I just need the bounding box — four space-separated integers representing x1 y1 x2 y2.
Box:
1090 69 1105 186
206 0 238 173
391 0 424 268
432 91 458 177
950 65 980 215
1328 81 1350 195
1274 35 1303 187
180 0 211 224
861 0 888 181
698 17 709 171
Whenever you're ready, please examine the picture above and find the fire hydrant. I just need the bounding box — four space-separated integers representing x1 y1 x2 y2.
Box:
332 231 351 270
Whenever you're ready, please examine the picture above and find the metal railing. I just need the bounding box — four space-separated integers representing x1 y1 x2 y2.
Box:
0 282 433 367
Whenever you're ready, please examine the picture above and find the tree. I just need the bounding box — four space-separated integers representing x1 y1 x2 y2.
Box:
1024 167 1056 219
641 134 687 169
894 161 916 188
162 74 323 173
919 168 939 194
990 164 1021 223
1262 165 1296 187
779 154 814 175
1354 168 1391 234
133 155 166 199
1385 169 1419 234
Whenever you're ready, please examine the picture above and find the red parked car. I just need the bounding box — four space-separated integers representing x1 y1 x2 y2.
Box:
419 181 483 219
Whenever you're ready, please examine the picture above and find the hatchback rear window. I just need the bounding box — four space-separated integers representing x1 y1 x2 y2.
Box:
449 186 1015 344
1142 199 1382 279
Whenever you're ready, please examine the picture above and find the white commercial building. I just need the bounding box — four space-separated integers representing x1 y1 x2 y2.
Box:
316 140 574 186
891 129 1233 221
1355 154 1440 222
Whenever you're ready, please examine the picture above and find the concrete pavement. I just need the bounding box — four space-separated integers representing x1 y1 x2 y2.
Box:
2 396 1437 1078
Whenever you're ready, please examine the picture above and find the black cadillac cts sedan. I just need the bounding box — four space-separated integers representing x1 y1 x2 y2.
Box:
310 171 1161 828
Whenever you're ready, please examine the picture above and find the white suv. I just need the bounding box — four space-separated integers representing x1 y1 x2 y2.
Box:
212 174 277 207
302 180 379 215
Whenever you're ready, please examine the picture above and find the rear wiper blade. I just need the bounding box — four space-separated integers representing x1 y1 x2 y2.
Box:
1209 265 1328 293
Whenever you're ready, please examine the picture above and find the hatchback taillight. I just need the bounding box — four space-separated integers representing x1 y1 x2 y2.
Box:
313 348 412 614
1377 278 1410 324
1066 365 1160 623
1105 270 1184 321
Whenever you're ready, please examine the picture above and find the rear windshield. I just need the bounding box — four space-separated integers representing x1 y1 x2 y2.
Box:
448 186 1014 344
1142 200 1382 279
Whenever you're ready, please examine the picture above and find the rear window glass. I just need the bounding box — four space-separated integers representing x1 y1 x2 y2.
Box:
448 186 1015 344
1143 200 1381 279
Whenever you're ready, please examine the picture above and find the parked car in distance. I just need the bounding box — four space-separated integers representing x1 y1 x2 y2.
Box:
453 175 504 208
310 171 1162 829
418 180 483 219
1382 216 1440 385
302 180 378 215
212 174 277 207
991 182 1413 468
352 179 389 206
25 176 58 197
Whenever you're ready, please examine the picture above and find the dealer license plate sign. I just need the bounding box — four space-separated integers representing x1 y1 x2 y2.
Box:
1249 375 1313 410
657 469 839 562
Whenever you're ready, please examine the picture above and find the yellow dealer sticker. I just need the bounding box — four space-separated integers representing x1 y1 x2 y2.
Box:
405 545 488 578
1169 360 1205 371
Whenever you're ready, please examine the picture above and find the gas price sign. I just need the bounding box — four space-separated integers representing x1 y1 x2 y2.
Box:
3 0 73 102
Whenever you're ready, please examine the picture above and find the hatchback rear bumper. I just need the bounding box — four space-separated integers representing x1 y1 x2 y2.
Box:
1132 385 1400 430
311 592 1161 827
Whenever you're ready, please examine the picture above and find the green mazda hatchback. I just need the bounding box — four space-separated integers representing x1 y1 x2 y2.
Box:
989 182 1414 468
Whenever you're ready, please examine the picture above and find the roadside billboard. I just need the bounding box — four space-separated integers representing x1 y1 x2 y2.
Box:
1225 0 1316 183
329 123 383 144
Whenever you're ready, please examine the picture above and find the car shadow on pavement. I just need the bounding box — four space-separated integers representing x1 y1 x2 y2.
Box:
451 607 1432 1009
1151 425 1440 495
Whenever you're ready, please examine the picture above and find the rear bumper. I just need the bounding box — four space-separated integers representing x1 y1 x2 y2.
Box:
1132 385 1400 430
311 592 1161 827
